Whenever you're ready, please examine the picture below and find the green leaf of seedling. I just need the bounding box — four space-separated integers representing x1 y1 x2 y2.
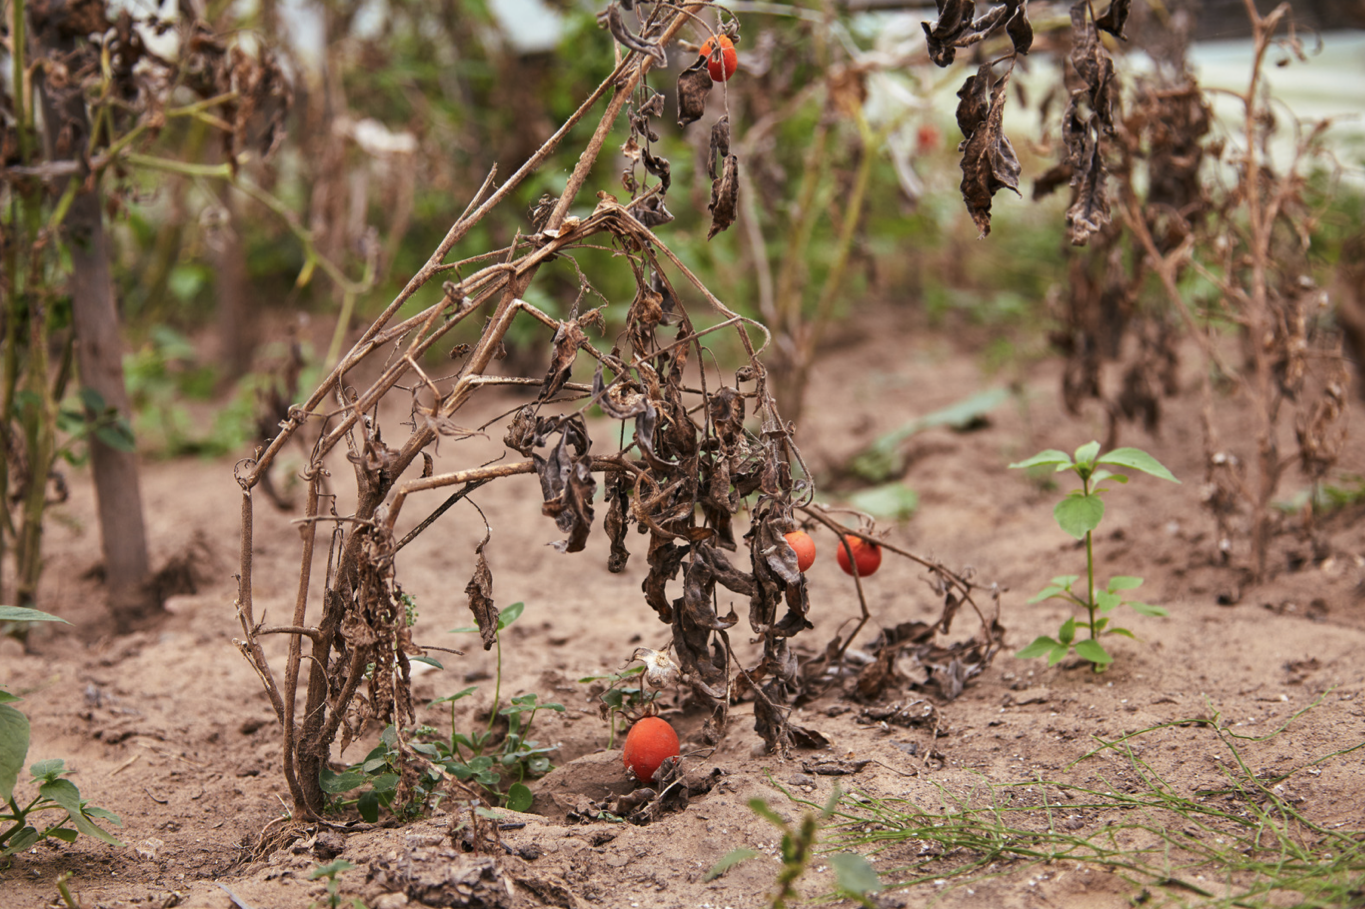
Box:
0 703 30 803
357 789 381 824
1015 636 1059 660
1097 448 1180 482
1058 617 1076 645
411 742 442 758
369 773 400 794
429 686 479 706
498 601 525 630
1047 642 1070 666
72 805 123 847
2 826 41 856
49 827 79 843
1074 639 1113 665
1093 617 1109 634
831 851 883 898
409 655 443 670
311 859 356 879
319 766 369 795
0 606 70 624
1055 493 1104 539
749 798 786 827
1051 575 1079 588
31 759 67 783
94 419 137 453
1107 576 1143 592
506 783 533 812
1009 449 1072 470
704 847 758 882
601 689 625 710
1096 591 1122 613
1073 440 1101 467
362 756 389 774
527 756 552 776
1027 585 1070 604
0 691 20 705
1108 627 1137 639
1129 601 1169 617
39 777 81 813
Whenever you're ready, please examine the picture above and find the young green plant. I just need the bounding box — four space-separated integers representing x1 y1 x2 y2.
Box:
1009 442 1179 672
1 607 123 862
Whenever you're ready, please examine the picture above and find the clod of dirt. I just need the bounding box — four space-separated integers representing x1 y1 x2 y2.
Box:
369 851 513 908
529 750 633 823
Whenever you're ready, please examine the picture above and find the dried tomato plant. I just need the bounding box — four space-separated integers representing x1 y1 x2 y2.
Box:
232 2 826 821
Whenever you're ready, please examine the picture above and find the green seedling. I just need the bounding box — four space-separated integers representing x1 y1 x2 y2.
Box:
309 859 366 909
1009 441 1179 672
417 602 563 812
1 607 123 863
577 665 659 748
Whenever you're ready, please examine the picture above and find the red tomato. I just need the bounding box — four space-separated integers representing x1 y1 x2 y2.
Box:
784 530 817 572
699 35 738 82
622 716 680 785
835 535 882 577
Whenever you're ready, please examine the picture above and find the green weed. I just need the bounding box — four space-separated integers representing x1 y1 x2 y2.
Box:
1010 442 1179 672
816 701 1365 908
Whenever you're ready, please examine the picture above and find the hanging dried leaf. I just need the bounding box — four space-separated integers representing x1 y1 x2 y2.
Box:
922 1 1009 67
604 470 632 573
1005 0 1033 55
465 540 498 651
642 146 671 195
633 194 674 228
604 2 667 68
540 319 587 401
708 116 731 180
529 416 597 553
677 59 711 128
1095 0 1131 39
957 66 1020 238
1066 133 1110 245
708 154 739 239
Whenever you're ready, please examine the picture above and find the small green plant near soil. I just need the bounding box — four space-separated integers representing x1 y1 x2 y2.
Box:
309 859 366 909
818 698 1365 908
1010 442 1179 672
578 665 659 748
319 602 563 818
0 607 123 862
706 784 882 908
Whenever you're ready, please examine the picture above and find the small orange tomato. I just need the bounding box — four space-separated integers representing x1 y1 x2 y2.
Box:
699 35 738 82
835 535 882 577
784 530 817 572
622 716 680 785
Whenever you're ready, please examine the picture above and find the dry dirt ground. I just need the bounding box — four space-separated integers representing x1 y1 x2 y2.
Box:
5 307 1365 908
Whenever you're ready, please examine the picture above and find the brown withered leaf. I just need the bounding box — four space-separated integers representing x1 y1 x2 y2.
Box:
643 533 685 622
1066 133 1110 245
604 2 666 67
957 66 1020 238
642 146 671 195
465 540 498 651
1095 0 1131 39
677 59 711 128
604 470 632 573
923 1 1009 67
1005 0 1033 55
708 154 739 239
534 417 597 553
540 319 587 401
709 116 731 180
632 194 674 228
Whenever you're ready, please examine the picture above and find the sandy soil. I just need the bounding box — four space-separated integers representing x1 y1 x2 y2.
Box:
5 306 1365 909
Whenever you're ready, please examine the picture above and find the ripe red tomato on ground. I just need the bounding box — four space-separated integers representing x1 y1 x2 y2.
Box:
784 530 817 572
699 35 738 82
622 716 680 785
835 535 882 577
